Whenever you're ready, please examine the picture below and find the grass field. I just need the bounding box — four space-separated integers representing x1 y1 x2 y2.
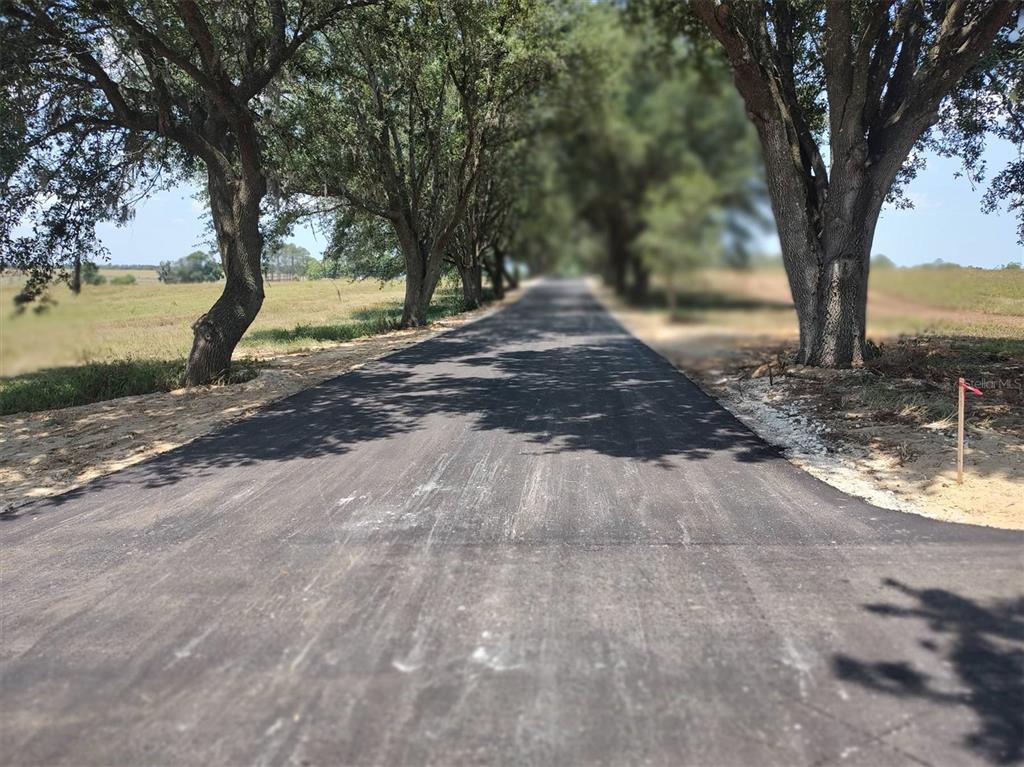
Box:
0 270 447 376
3 262 1020 415
0 270 470 414
675 263 1024 343
870 264 1024 316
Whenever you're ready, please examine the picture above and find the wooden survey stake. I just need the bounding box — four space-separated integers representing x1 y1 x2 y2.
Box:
957 377 965 484
956 378 983 485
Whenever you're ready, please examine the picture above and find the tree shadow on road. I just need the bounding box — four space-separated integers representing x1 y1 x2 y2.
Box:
833 578 1024 765
15 283 780 509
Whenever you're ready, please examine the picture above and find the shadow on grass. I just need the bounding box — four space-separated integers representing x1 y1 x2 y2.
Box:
834 578 1024 765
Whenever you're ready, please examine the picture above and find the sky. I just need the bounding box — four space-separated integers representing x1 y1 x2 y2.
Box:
96 141 1023 269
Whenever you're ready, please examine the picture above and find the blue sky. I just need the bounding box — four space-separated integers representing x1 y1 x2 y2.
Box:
97 141 1023 269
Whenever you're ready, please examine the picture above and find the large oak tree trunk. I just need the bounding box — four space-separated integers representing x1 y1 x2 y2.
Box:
807 166 882 367
183 172 265 386
628 254 650 303
752 117 884 368
458 262 483 310
490 248 506 299
792 238 872 368
399 235 444 327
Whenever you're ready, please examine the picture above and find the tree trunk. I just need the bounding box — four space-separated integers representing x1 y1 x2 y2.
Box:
802 248 870 367
490 248 506 299
607 223 629 296
70 254 81 294
183 172 265 386
628 254 650 303
459 262 483 310
746 115 882 368
774 207 877 368
804 166 882 367
398 236 443 328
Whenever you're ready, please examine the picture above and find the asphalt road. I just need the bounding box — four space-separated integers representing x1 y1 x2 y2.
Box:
2 279 1022 766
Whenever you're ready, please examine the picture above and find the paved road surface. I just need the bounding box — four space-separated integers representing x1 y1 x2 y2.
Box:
2 280 1022 766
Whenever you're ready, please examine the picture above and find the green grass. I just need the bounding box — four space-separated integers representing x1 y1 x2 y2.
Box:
240 290 468 347
0 272 414 376
870 265 1024 316
0 272 477 415
0 358 262 416
2 359 172 415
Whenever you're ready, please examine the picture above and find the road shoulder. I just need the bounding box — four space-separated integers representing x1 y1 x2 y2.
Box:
594 280 1024 531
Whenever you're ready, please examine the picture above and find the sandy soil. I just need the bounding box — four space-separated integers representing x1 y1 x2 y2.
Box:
601 281 1024 531
0 292 521 510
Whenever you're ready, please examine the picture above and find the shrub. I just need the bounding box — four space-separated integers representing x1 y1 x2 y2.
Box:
110 274 136 285
158 251 223 283
81 261 107 285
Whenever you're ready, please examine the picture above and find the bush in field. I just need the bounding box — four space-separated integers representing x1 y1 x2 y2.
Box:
921 258 962 270
264 242 314 280
158 251 223 284
303 257 346 281
109 274 136 285
81 261 106 286
872 254 896 269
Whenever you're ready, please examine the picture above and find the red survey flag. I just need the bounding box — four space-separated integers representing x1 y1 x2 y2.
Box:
961 380 983 396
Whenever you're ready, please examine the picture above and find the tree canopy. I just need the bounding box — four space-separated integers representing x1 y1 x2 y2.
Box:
2 0 1021 382
667 0 1022 366
1 0 371 383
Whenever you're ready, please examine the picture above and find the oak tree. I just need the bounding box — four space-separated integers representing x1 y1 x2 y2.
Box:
1 0 368 384
283 0 555 326
687 0 1020 366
